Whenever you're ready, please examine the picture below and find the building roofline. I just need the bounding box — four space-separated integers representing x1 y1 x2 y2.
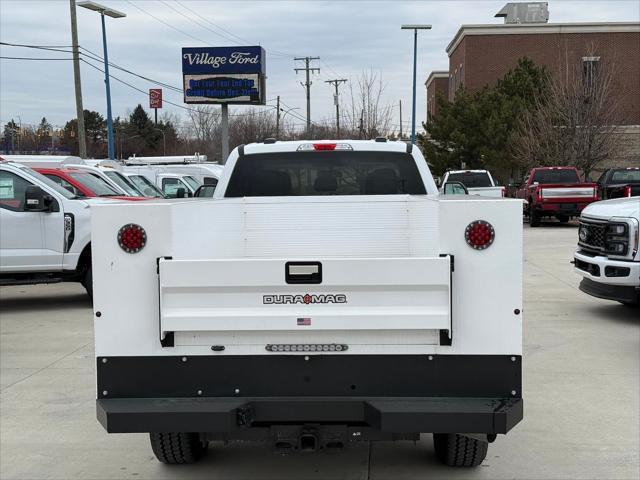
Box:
446 22 640 56
425 71 449 88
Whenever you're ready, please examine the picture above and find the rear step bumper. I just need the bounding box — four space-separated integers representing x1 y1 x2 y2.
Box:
97 396 523 435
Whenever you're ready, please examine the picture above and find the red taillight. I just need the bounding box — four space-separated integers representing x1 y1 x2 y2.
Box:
465 220 495 250
624 185 632 197
501 186 506 197
117 223 146 253
313 143 337 150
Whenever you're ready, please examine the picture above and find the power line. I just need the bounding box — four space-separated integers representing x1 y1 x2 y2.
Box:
124 0 207 45
158 0 244 46
173 0 296 58
0 56 73 61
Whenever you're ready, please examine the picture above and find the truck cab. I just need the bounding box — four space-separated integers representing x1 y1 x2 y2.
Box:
440 169 504 197
35 167 146 201
92 140 524 468
0 160 102 296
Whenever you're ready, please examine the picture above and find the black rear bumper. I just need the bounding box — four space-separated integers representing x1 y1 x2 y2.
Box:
96 354 523 435
97 396 523 435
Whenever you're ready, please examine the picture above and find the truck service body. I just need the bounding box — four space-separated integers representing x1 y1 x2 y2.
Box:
92 140 524 467
574 197 640 306
516 166 599 226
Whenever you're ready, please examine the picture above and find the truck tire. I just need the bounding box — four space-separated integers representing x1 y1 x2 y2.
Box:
529 210 540 227
82 266 93 299
149 432 208 464
433 433 488 467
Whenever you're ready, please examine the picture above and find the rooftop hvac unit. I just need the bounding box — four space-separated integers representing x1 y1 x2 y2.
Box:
495 2 549 24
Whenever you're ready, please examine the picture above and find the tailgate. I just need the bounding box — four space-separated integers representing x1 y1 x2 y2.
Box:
540 185 596 199
158 257 451 338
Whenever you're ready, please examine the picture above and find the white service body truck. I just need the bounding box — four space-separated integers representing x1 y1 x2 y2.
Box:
0 160 99 296
92 140 523 467
441 170 505 197
574 197 640 306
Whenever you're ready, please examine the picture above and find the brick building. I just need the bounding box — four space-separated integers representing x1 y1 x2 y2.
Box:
425 71 448 120
425 18 640 168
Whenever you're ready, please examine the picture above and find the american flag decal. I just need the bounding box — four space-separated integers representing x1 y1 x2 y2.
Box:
297 317 311 326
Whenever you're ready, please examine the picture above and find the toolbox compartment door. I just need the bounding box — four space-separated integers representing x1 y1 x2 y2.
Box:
158 256 451 336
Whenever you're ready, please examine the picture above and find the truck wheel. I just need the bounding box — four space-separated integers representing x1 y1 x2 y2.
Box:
433 433 488 467
529 210 540 227
82 266 93 299
149 432 208 464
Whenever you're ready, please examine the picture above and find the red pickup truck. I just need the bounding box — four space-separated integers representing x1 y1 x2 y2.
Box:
515 167 599 227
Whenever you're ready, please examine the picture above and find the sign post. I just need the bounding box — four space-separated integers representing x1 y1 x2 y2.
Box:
181 46 266 164
149 88 163 124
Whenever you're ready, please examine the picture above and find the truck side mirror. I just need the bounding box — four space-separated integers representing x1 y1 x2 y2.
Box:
24 185 54 212
442 181 469 195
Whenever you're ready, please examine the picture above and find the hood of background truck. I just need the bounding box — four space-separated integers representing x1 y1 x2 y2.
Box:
582 197 640 220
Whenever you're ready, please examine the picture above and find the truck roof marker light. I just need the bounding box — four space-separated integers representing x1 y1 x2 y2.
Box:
117 223 147 253
465 220 495 250
296 143 353 151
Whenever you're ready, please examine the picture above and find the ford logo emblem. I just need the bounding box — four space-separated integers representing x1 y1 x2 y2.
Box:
579 227 588 242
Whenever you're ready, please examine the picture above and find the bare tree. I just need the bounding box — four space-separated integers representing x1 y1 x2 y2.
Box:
343 70 394 139
513 47 622 179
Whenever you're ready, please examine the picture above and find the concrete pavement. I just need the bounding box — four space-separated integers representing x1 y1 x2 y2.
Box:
1 222 638 479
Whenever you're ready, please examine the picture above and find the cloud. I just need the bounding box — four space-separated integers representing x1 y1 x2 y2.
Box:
1 0 638 135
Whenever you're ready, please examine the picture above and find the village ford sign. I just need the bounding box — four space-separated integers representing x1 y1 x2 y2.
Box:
182 46 266 105
182 46 265 74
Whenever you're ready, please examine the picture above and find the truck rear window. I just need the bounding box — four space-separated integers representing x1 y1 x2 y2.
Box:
225 152 426 197
532 169 579 184
610 169 640 183
446 172 492 188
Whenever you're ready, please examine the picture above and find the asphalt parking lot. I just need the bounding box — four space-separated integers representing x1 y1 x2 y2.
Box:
1 222 638 480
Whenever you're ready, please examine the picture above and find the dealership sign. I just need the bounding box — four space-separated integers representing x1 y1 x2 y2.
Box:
149 88 162 109
181 46 266 105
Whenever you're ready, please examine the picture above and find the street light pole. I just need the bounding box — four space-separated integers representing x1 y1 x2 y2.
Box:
401 24 431 145
77 2 126 160
100 12 115 160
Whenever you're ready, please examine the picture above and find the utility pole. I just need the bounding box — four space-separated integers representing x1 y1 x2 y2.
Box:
399 99 403 139
276 95 280 139
69 0 87 158
294 56 320 134
325 79 347 138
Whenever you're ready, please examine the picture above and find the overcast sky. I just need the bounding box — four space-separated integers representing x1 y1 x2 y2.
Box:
1 0 638 134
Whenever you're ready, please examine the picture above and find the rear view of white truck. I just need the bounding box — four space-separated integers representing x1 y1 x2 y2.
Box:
92 140 523 467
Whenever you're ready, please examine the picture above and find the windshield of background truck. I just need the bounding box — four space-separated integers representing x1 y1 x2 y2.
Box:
532 169 580 184
446 172 492 188
128 175 165 197
69 172 119 196
183 175 200 190
22 168 76 199
225 152 426 197
103 170 143 196
611 169 640 183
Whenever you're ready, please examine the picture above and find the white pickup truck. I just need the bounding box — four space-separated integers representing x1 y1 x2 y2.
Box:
0 160 98 296
574 197 640 306
92 140 524 467
441 170 504 197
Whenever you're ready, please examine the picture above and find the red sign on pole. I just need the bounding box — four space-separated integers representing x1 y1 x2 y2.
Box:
149 88 162 109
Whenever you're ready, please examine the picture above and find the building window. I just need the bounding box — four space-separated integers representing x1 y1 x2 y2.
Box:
582 56 600 99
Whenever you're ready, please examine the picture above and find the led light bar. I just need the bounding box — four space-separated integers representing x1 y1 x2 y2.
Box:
265 343 349 352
